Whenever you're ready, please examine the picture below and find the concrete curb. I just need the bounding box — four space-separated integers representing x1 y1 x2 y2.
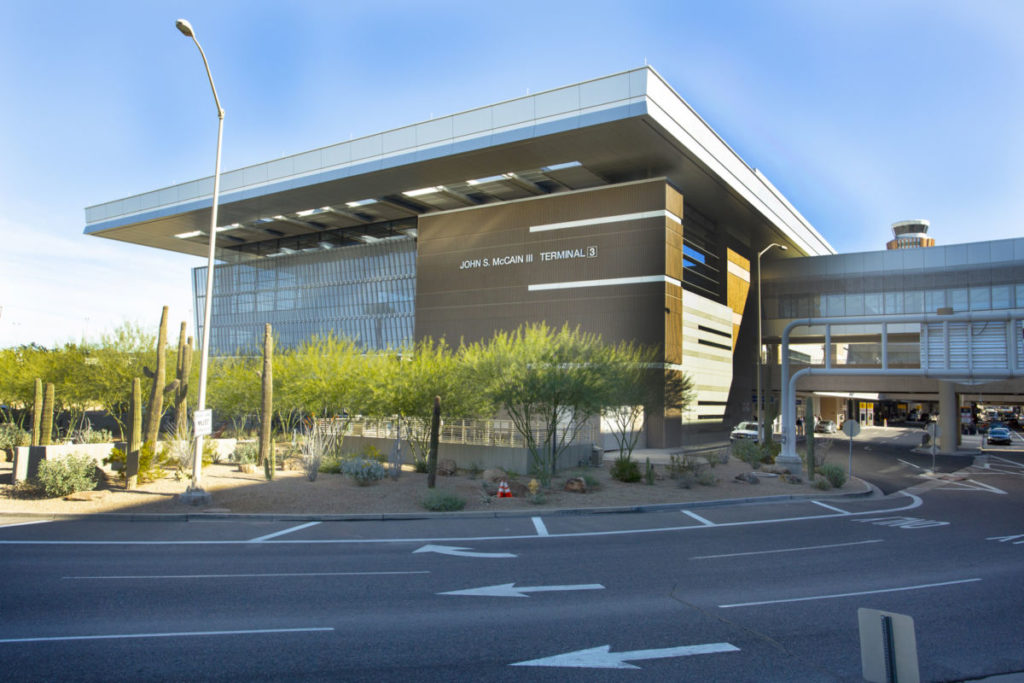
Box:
0 478 875 523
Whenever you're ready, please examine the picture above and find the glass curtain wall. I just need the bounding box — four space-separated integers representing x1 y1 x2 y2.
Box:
193 237 416 354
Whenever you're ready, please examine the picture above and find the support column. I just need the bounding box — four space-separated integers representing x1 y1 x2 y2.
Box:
938 380 958 454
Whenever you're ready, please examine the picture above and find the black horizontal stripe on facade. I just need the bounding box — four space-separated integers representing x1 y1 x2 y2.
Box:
697 325 731 339
698 338 732 351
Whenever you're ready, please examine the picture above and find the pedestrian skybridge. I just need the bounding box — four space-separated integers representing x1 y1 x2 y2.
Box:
776 309 1024 468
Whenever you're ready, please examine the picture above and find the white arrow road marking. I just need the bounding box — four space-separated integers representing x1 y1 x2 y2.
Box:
511 642 740 669
413 544 516 558
439 582 604 598
987 534 1024 544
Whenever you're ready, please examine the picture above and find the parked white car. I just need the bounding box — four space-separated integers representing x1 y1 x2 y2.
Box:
730 421 760 442
815 419 837 434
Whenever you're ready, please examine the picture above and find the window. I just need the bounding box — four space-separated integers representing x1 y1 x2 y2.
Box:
970 286 991 311
904 290 923 313
949 288 968 312
991 285 1010 310
884 291 903 314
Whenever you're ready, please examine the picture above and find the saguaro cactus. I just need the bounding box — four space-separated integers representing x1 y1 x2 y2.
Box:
127 377 142 490
174 323 193 437
32 378 42 447
143 307 180 448
260 323 275 480
40 382 54 446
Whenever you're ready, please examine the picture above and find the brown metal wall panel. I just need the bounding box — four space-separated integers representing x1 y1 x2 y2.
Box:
416 179 680 358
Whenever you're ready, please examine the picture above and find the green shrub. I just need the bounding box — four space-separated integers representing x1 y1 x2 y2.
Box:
341 457 386 485
318 454 342 474
232 443 258 465
732 440 764 470
0 423 29 456
72 425 113 444
413 457 429 473
105 442 168 484
813 477 832 490
610 457 642 483
817 463 847 488
696 469 718 486
732 441 778 470
360 444 386 463
421 489 466 511
35 454 98 497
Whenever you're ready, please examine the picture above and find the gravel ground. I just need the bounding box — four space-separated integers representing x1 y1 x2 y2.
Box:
0 453 862 517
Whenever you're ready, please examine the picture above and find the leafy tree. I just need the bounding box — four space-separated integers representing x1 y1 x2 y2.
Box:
364 339 490 465
81 322 155 438
279 334 366 419
467 323 606 484
597 342 694 463
206 355 260 435
0 345 52 425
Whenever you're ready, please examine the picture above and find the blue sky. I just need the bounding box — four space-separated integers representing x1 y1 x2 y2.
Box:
1 0 1021 347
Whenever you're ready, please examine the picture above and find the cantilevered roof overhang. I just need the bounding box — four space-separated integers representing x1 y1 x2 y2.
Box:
84 66 835 262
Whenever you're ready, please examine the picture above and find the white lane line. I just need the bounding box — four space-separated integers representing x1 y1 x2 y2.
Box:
682 510 716 526
898 459 922 469
249 521 321 542
691 539 883 560
63 570 429 580
0 493 925 546
719 578 981 608
532 517 549 537
987 455 1024 468
0 626 334 644
0 519 53 529
810 500 849 514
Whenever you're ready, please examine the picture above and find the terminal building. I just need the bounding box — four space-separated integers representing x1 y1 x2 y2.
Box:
84 66 1024 451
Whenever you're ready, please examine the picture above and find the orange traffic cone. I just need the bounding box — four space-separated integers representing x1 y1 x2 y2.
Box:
497 480 513 498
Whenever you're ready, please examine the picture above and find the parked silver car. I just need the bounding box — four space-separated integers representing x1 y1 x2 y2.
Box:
815 419 837 434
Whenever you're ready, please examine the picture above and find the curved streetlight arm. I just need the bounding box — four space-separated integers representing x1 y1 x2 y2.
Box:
755 242 788 443
177 20 224 119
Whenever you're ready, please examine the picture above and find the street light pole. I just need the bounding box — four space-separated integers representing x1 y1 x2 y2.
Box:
756 242 787 444
176 18 223 497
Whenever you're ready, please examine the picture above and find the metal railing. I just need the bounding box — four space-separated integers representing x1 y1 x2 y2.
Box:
317 416 598 449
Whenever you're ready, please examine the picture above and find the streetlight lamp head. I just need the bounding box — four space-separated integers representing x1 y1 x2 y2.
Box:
175 19 194 37
779 245 789 251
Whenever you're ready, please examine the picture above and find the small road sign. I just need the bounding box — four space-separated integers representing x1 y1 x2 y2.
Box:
193 409 212 437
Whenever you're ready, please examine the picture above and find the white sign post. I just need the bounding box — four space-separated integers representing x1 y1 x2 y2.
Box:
193 409 212 438
858 608 919 683
925 422 938 472
842 419 860 476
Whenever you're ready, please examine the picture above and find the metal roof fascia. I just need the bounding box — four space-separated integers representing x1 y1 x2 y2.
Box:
84 68 654 233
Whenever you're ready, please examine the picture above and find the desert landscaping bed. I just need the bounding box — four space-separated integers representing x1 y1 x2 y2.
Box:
0 454 865 518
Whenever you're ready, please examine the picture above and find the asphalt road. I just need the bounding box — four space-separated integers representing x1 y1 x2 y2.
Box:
1 431 1022 682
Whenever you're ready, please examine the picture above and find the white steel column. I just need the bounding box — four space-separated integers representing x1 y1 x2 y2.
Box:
938 381 958 454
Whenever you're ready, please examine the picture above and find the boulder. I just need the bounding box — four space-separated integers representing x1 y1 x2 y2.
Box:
282 456 304 471
482 468 507 483
564 477 587 493
506 480 529 497
437 459 458 476
734 472 760 485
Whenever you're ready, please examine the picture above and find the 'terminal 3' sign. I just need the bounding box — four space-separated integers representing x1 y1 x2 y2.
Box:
459 245 598 270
